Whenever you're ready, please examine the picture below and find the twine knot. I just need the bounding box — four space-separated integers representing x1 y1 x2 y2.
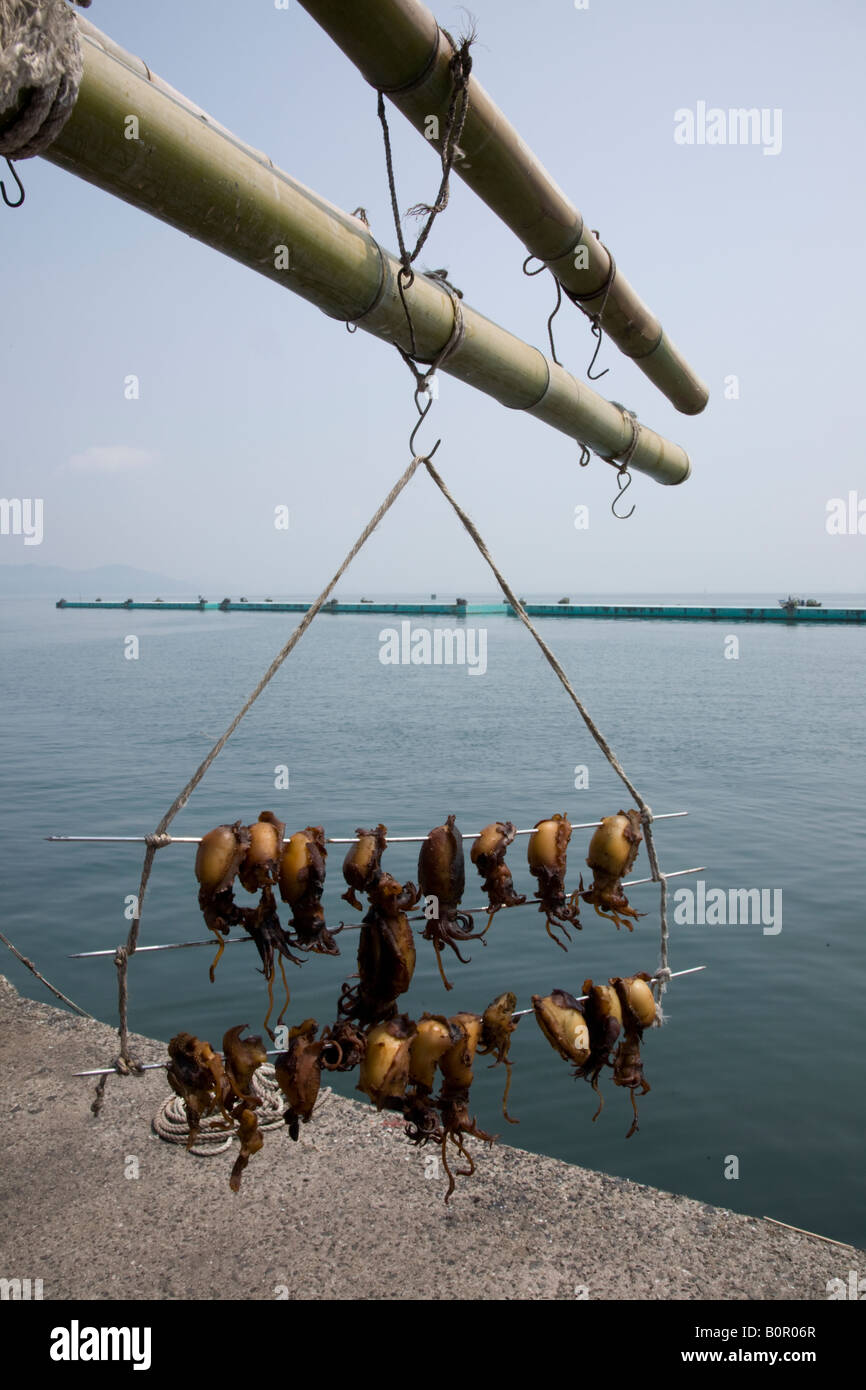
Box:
0 0 86 160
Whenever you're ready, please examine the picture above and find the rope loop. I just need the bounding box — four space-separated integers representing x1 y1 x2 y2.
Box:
111 1053 141 1078
0 0 89 161
619 407 643 469
144 832 171 849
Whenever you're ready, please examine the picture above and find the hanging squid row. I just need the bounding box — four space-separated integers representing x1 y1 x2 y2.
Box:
409 809 645 987
171 817 661 1193
194 809 647 1028
533 972 657 1137
194 813 340 1036
164 969 658 1198
164 995 519 1201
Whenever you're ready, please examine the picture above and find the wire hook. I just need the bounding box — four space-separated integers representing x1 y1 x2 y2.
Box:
611 467 635 520
409 388 442 460
523 255 563 365
1 158 25 208
586 319 608 380
546 276 563 366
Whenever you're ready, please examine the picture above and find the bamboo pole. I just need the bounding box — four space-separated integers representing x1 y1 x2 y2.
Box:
28 16 690 484
298 0 709 417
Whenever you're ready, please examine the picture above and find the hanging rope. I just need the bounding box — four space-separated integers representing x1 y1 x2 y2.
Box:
376 26 473 358
96 452 429 1105
421 456 670 998
0 927 92 1016
98 428 669 1101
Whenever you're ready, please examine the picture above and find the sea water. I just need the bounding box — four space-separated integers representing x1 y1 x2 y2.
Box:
1 593 863 1250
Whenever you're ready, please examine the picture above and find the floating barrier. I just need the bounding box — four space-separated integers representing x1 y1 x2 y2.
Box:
54 598 866 623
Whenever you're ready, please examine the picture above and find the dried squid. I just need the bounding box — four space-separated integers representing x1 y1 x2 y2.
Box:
580 810 645 930
435 1012 496 1202
527 813 581 949
418 815 484 990
610 972 656 1136
479 991 521 1123
275 1018 325 1141
341 824 388 910
338 872 418 1025
470 821 526 930
279 825 341 954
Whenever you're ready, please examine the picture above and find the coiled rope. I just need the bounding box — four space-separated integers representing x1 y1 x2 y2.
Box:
152 1066 302 1155
0 0 89 161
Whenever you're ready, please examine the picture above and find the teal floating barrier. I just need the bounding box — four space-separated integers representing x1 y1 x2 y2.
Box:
55 600 866 623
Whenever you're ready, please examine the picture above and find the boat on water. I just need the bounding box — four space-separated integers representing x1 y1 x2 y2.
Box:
778 596 823 611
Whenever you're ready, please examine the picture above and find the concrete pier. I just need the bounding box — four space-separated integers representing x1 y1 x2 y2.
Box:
0 974 860 1301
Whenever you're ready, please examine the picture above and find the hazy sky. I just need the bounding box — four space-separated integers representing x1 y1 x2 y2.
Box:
1 0 864 594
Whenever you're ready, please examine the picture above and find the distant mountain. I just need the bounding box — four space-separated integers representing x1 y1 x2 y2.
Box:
0 563 189 597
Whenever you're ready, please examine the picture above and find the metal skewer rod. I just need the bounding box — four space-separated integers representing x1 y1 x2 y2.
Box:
47 812 689 846
511 965 707 1016
68 866 706 957
70 966 706 1074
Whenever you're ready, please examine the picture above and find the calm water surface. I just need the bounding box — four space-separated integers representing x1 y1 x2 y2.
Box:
1 593 864 1250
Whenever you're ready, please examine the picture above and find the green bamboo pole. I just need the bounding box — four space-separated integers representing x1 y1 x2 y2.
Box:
298 0 709 417
29 16 690 484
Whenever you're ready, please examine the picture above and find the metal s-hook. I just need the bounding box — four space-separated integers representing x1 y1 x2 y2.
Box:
586 319 608 380
1 158 25 208
546 276 563 366
523 254 563 365
409 388 442 460
611 466 635 520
